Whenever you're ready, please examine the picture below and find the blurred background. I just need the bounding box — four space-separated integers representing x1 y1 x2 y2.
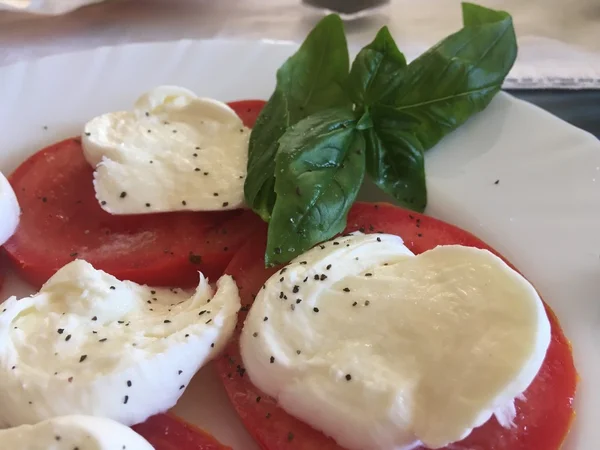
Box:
0 0 598 135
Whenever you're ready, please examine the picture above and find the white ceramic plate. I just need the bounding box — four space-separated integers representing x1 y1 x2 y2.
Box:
0 39 599 450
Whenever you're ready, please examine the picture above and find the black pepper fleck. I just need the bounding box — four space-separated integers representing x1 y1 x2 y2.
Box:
222 202 229 207
270 356 275 364
345 374 352 381
263 316 268 322
65 334 71 342
79 355 87 363
164 320 171 324
313 307 319 313
124 395 129 404
326 264 332 270
189 254 202 264
120 191 127 199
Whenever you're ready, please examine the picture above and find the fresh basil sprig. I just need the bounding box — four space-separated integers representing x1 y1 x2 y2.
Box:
245 2 517 265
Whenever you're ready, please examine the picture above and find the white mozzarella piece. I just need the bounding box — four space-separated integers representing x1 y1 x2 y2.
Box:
241 232 551 450
0 171 20 245
0 260 240 427
82 85 249 214
0 415 154 450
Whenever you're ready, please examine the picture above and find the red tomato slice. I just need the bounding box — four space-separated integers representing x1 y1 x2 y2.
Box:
228 100 266 128
133 413 231 450
216 202 577 450
3 101 267 288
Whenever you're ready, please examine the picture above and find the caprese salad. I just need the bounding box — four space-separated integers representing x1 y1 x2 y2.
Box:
0 3 577 450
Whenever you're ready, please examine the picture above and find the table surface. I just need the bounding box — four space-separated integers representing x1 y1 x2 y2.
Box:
0 0 598 138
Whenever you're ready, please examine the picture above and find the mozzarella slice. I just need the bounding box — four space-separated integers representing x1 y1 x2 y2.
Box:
82 85 249 214
0 259 240 427
0 171 20 245
0 415 154 450
241 232 551 450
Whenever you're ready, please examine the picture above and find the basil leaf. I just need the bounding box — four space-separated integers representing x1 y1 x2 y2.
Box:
245 14 352 221
390 3 517 150
367 3 515 211
265 108 365 266
366 105 427 211
348 26 407 107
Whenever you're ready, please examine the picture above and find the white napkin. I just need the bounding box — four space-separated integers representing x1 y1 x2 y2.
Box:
0 0 105 15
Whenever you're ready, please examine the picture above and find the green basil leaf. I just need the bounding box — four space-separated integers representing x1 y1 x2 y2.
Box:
366 105 427 211
367 3 515 211
356 109 373 130
265 108 365 266
390 3 517 150
245 14 352 221
347 26 407 107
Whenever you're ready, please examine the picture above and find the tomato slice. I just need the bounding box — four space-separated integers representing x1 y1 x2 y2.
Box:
133 413 231 450
228 100 266 128
216 202 577 450
3 101 267 288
